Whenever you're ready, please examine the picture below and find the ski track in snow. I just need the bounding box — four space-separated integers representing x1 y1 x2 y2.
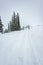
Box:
0 26 43 65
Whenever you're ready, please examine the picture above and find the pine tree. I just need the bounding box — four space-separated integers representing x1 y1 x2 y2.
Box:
9 12 21 31
17 13 21 30
11 12 16 31
8 21 12 32
0 16 3 32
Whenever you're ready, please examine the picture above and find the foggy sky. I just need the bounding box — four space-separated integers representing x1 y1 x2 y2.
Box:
0 0 43 28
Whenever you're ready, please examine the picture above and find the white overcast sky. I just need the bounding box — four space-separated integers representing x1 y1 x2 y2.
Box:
0 0 43 28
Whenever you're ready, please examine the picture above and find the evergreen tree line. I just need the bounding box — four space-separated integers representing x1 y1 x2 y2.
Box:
0 12 21 33
8 12 21 32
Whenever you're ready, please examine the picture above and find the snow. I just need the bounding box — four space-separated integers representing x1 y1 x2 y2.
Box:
0 26 43 65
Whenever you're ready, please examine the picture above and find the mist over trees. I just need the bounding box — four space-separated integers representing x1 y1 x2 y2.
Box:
0 12 21 33
0 12 30 33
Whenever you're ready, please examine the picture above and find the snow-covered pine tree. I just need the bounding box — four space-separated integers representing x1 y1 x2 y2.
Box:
16 13 21 30
8 12 21 32
0 16 3 32
11 12 16 31
8 21 12 32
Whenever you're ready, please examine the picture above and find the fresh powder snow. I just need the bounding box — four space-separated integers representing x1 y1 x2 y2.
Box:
0 26 43 65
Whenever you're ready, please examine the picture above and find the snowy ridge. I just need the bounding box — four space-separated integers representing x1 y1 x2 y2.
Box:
0 26 43 65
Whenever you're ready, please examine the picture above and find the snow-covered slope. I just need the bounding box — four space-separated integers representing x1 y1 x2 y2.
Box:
0 26 43 65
